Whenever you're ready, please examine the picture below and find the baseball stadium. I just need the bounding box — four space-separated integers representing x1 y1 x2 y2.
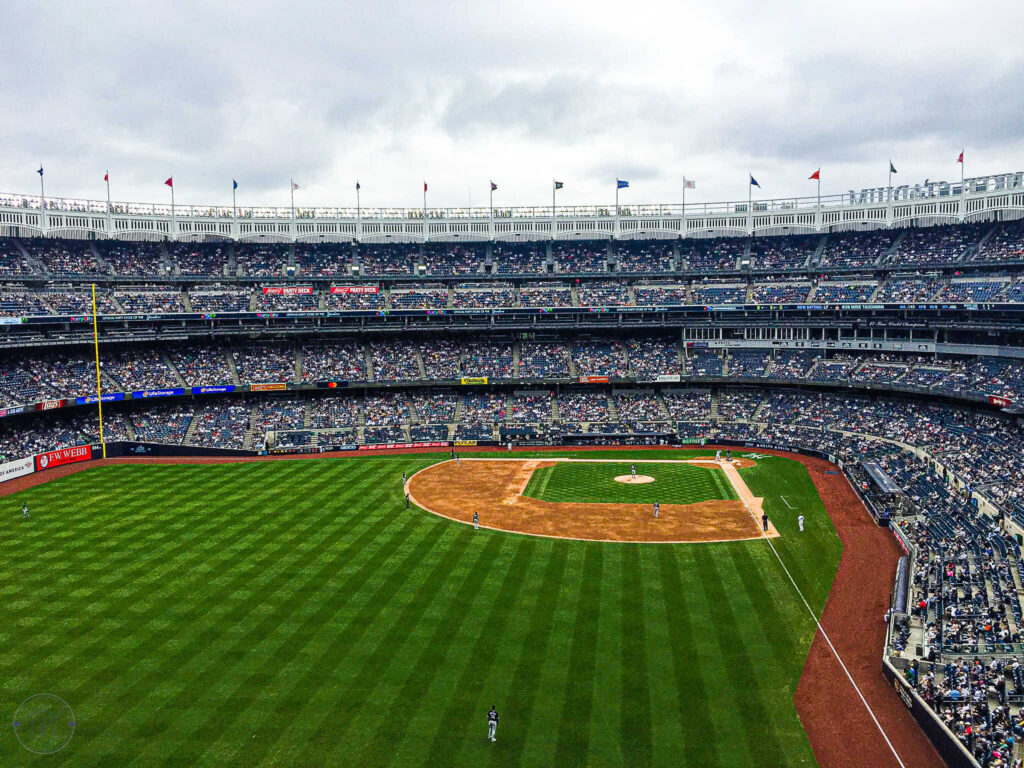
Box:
4 3 1024 766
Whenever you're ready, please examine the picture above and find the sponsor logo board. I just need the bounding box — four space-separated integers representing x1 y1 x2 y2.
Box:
35 445 92 472
0 456 34 482
250 382 288 392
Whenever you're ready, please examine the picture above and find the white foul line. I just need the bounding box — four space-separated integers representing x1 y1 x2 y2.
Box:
781 495 795 509
731 464 907 768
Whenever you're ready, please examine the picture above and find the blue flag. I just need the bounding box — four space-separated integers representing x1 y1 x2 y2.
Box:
617 179 629 189
554 180 564 190
37 166 43 177
233 179 238 190
750 175 760 188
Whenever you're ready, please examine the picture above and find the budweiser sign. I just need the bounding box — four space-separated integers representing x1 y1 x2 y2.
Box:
262 286 313 295
331 286 379 294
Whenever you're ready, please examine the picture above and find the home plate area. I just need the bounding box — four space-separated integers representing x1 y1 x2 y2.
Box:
406 457 778 543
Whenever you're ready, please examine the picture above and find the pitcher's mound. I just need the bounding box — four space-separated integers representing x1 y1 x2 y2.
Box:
615 474 655 484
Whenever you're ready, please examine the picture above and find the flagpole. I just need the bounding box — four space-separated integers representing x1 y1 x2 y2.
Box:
817 174 821 231
615 181 619 240
681 178 687 239
552 180 556 239
422 183 427 243
748 174 753 236
290 179 295 242
887 162 894 227
960 150 966 222
356 183 361 242
39 168 46 237
232 182 238 241
105 173 112 237
170 176 176 241
489 181 494 241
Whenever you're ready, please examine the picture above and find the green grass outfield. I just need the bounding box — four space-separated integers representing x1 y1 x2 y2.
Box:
522 460 737 505
0 449 842 767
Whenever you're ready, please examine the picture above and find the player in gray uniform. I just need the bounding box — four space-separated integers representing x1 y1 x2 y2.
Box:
487 705 499 742
653 502 659 518
21 503 28 519
631 464 636 478
473 511 479 530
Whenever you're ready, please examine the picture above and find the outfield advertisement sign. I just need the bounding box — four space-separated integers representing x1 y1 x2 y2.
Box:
578 375 610 384
250 383 288 392
989 394 1012 407
0 456 34 482
331 286 379 294
0 405 30 417
357 441 449 451
655 374 682 383
192 385 236 394
75 393 126 405
262 285 313 295
39 399 67 411
35 445 92 471
132 388 185 399
460 377 488 385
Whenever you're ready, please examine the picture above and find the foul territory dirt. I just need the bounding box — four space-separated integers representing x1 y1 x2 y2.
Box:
406 457 774 543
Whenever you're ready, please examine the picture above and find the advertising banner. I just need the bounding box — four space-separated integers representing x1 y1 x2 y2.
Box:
192 385 236 394
262 285 313 295
35 444 92 472
453 440 478 447
989 394 1012 407
250 383 288 392
357 441 449 451
132 388 185 399
0 456 34 482
578 375 610 384
655 374 682 383
460 377 488 385
39 399 67 411
0 405 29 418
75 393 126 405
330 286 379 294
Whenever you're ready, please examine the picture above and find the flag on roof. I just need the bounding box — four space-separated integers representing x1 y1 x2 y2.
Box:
890 161 897 174
104 172 109 182
37 166 43 177
957 150 964 163
684 179 695 189
490 181 497 191
617 179 629 189
356 181 361 191
423 181 428 192
291 181 299 190
233 179 238 190
554 180 563 190
164 177 173 187
750 175 760 188
809 169 820 180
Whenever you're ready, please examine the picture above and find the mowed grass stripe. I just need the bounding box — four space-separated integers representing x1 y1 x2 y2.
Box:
655 547 723 768
619 545 654 767
588 546 624 765
552 546 603 766
350 534 509 767
422 536 538 768
696 550 787 765
78 460 380 765
150 463 416 764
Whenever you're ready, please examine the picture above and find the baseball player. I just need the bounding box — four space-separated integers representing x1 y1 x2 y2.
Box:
798 514 804 532
405 492 411 509
456 454 461 466
631 464 636 478
402 471 407 485
21 503 28 519
487 705 499 742
762 512 769 532
653 502 659 519
726 449 732 461
715 450 721 461
473 511 479 530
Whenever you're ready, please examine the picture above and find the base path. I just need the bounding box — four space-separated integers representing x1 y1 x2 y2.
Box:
406 457 777 543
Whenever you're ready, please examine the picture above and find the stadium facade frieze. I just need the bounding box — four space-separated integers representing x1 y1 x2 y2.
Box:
2 170 1022 242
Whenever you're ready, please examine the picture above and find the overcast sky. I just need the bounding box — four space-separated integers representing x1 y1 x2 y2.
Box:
1 0 1021 210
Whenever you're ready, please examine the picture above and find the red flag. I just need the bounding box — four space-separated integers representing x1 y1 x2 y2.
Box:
104 172 109 182
808 169 820 180
164 177 173 188
424 181 428 192
957 151 964 163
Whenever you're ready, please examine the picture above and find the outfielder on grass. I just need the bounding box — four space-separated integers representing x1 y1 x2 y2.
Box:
487 705 499 742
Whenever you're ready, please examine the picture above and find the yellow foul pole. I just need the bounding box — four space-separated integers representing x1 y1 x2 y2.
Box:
91 283 106 458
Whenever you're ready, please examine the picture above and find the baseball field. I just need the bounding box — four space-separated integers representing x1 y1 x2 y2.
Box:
1 448 851 766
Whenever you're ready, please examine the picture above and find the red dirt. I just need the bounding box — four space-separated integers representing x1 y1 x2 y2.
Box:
0 443 943 767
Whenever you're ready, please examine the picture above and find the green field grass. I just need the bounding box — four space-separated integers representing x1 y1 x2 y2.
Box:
522 460 737 505
0 449 842 767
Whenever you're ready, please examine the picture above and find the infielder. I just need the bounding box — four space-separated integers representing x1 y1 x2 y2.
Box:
473 511 479 530
715 450 721 461
631 464 637 478
487 705 499 742
798 514 804 532
653 502 659 519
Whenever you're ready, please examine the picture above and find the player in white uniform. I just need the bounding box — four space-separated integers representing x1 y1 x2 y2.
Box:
798 514 805 532
631 464 636 478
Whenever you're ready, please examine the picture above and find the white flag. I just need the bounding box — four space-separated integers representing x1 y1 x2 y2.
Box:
291 181 300 190
684 179 696 190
